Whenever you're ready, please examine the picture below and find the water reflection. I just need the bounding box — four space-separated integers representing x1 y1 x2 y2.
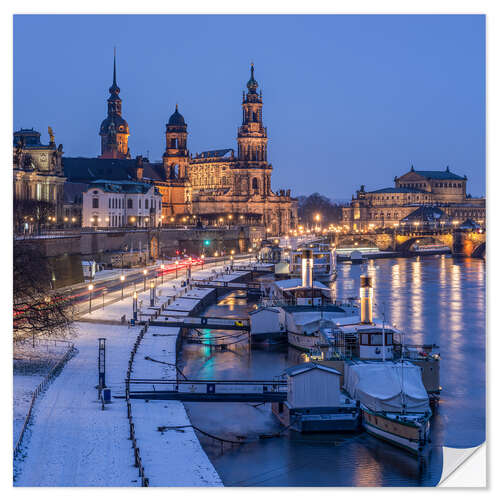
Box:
179 256 485 486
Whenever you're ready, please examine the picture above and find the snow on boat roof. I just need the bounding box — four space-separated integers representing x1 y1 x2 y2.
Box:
284 362 341 377
332 319 403 334
273 278 330 291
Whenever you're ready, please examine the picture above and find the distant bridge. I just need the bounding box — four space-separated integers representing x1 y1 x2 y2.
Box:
330 228 485 258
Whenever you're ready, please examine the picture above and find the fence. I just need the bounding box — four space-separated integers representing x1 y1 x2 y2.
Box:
125 322 151 487
14 342 75 459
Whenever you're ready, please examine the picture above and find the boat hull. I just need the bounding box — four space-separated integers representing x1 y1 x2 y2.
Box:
287 331 322 351
272 402 361 433
362 409 430 455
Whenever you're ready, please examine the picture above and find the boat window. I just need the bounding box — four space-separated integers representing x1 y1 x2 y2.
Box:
386 333 393 345
370 334 382 345
361 334 369 345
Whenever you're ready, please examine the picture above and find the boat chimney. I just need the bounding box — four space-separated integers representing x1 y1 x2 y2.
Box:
301 249 313 288
360 275 373 324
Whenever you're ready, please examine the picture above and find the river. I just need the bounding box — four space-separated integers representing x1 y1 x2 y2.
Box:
179 255 485 486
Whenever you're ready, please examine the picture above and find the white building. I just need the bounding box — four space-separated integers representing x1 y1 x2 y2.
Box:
82 180 162 228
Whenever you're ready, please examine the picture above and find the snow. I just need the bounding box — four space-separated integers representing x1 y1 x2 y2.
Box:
14 261 252 486
13 341 71 448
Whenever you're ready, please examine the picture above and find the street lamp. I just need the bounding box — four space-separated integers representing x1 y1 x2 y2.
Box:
88 283 94 314
120 274 125 300
143 269 147 291
160 263 165 285
132 291 138 321
150 280 156 307
175 260 180 278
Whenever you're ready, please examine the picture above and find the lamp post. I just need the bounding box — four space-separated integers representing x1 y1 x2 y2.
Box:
88 283 94 314
120 274 125 300
132 291 138 321
150 280 156 307
175 260 179 278
143 269 147 291
160 263 165 285
201 254 205 270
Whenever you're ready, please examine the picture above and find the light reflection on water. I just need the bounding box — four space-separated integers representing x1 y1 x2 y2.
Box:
179 255 485 486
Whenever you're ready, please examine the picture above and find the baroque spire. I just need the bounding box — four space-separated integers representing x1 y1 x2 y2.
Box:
109 47 120 96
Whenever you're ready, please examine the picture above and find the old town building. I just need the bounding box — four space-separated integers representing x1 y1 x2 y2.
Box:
63 58 297 235
82 180 162 228
342 166 485 230
13 128 66 232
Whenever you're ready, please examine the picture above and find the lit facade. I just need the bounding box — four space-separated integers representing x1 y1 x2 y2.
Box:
342 166 485 230
82 180 162 228
13 128 66 231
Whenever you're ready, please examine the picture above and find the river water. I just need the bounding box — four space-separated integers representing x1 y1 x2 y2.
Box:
179 255 485 486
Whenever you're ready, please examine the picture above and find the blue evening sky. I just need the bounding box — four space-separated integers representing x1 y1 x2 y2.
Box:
13 15 485 199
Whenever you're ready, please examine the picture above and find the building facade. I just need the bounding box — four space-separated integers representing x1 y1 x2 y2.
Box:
82 180 162 228
342 166 485 230
13 128 66 232
63 59 297 235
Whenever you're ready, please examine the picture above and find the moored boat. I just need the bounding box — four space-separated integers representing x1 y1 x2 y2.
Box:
344 361 432 455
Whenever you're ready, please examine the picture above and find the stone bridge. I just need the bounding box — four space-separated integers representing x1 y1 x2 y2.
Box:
331 229 485 258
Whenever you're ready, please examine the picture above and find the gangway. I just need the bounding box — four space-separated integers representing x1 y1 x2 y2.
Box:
190 280 262 294
124 378 287 402
150 315 250 331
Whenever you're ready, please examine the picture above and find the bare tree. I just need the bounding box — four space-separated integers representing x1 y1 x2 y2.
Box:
13 239 75 343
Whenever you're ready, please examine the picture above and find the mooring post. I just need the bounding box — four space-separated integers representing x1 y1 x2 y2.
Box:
98 338 106 399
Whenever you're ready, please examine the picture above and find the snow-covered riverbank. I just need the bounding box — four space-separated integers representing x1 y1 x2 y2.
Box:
14 262 251 486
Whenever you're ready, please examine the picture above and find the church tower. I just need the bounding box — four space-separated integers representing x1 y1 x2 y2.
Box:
99 51 130 159
237 63 268 165
163 105 189 179
236 63 272 198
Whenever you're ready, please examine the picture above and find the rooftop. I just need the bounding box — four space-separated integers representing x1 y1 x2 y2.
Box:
86 180 159 195
369 187 427 194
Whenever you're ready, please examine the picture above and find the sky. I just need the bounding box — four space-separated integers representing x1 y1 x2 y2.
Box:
13 15 485 199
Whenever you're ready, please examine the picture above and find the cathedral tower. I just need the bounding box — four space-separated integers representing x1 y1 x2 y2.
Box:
237 63 268 165
163 104 189 179
99 51 130 159
235 63 272 198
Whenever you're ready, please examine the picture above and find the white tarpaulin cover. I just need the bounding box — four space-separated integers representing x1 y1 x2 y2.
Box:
344 361 430 413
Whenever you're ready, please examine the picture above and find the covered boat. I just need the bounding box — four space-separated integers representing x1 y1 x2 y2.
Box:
344 361 431 455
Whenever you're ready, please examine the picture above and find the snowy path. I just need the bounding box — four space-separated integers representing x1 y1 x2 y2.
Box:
15 262 251 486
15 323 140 486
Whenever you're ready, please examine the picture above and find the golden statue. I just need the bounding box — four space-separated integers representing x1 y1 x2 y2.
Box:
48 126 55 144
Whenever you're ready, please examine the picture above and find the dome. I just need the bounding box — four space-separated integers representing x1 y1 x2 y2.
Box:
168 105 186 126
99 115 129 135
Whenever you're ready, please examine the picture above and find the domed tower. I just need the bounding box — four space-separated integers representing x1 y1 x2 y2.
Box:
163 104 189 179
237 63 268 165
99 51 130 159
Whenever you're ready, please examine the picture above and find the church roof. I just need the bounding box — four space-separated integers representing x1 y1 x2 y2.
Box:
195 149 234 159
63 157 139 182
168 105 186 126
